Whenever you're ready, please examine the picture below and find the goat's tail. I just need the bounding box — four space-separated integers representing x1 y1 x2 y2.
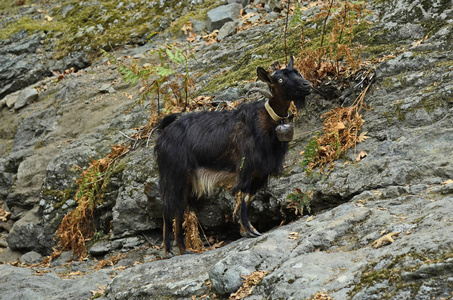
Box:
147 113 181 147
157 113 181 131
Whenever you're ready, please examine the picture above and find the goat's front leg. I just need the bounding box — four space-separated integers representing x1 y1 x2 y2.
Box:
234 191 261 237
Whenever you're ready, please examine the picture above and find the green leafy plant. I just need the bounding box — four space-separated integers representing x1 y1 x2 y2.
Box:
300 134 320 174
287 187 312 215
102 41 197 130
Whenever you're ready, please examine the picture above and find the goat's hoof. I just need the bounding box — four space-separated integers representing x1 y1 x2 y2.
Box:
181 249 193 255
240 224 262 238
249 229 262 237
241 229 261 238
164 251 175 259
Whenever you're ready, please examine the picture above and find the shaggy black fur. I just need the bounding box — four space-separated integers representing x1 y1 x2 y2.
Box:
155 56 311 255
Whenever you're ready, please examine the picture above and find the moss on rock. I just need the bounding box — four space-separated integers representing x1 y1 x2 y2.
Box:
42 188 75 209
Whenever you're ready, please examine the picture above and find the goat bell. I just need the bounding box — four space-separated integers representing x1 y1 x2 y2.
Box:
275 123 294 142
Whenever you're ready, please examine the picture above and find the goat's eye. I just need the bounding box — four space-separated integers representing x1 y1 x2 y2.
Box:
278 78 283 84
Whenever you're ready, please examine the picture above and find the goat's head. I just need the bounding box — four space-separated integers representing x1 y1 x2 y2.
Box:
257 56 311 110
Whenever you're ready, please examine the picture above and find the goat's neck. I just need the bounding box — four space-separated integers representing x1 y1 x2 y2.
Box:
268 97 290 120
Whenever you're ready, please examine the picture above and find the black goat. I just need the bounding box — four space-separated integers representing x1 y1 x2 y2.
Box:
155 56 312 255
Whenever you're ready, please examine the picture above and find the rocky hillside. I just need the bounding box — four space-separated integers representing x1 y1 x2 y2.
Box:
0 0 452 299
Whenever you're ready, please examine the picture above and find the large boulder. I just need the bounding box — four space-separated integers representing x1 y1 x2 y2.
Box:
6 207 54 255
206 3 243 31
0 264 112 300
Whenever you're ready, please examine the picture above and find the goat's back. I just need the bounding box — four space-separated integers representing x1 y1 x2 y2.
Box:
155 101 288 193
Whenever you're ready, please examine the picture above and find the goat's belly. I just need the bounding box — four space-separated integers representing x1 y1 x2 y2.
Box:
190 168 236 198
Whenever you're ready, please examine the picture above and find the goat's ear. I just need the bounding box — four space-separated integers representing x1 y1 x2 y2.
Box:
257 67 273 84
287 55 294 69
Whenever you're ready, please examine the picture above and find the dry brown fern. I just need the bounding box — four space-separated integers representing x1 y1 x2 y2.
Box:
53 144 130 259
183 210 206 253
305 84 371 172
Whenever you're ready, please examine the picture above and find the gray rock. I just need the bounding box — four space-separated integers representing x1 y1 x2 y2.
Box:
228 0 250 7
266 0 282 12
111 150 160 238
206 3 243 31
20 251 43 264
3 34 40 55
106 249 222 299
190 18 207 33
61 4 74 18
217 21 237 40
0 1 452 299
99 83 115 93
62 51 90 71
50 251 73 266
0 264 112 300
6 207 55 255
214 87 240 102
0 32 50 100
4 91 19 108
209 251 261 294
257 0 281 12
14 88 39 110
89 241 114 256
265 11 280 22
11 108 56 152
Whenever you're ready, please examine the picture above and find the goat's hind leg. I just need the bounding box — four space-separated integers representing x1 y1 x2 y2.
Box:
163 214 174 257
235 192 261 237
174 213 192 255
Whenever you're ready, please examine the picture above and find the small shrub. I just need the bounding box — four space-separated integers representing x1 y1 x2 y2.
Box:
291 0 372 84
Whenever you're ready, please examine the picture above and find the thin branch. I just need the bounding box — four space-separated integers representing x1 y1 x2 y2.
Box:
119 131 138 141
320 0 335 48
284 0 291 63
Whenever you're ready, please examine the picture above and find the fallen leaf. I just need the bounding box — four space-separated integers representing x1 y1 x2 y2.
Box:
357 131 370 143
410 35 428 48
312 291 334 300
63 271 82 278
355 150 367 162
306 216 315 222
51 70 65 81
182 21 197 43
288 232 299 240
90 285 106 296
208 241 225 250
372 232 400 248
336 121 346 130
441 179 453 185
229 270 268 300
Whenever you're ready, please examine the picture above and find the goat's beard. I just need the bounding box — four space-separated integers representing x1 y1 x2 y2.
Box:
293 97 306 110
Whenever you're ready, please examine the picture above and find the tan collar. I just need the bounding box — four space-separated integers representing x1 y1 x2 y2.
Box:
265 100 285 122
